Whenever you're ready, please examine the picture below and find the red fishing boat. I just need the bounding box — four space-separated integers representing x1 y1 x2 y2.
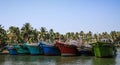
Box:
55 41 79 56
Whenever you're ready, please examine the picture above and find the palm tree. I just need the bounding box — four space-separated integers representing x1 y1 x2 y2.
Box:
0 25 7 51
29 28 39 43
15 27 21 43
65 32 71 40
40 27 47 41
70 32 74 39
21 23 33 43
7 26 20 45
49 29 55 43
110 31 117 42
79 31 84 37
99 33 102 40
74 32 79 40
0 25 7 44
87 31 93 43
79 31 85 42
102 32 109 39
93 33 98 42
55 32 60 38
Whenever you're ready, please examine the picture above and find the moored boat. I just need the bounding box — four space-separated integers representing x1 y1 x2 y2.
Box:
26 43 43 55
0 43 7 52
55 41 79 56
78 46 94 56
40 41 60 56
0 49 9 54
14 44 30 54
5 45 18 55
0 43 9 54
91 38 116 58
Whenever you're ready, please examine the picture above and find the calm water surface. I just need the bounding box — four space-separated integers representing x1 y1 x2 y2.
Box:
0 48 120 65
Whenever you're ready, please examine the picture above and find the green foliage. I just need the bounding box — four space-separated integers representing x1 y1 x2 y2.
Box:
0 25 7 44
0 23 120 45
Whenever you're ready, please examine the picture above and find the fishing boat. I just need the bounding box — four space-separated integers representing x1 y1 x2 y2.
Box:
0 49 9 54
91 38 116 58
55 41 79 56
26 43 43 55
78 45 94 56
0 43 9 54
39 41 60 56
14 44 30 54
0 43 7 52
5 45 18 55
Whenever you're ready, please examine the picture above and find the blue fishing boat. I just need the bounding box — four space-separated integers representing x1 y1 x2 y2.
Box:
78 46 94 56
14 44 30 54
5 45 18 55
40 42 60 56
26 43 43 55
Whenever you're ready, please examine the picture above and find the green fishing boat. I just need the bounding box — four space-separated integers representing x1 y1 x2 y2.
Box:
14 44 30 54
26 43 43 55
91 39 116 58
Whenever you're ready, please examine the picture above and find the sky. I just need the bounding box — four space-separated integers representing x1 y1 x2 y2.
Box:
0 0 120 34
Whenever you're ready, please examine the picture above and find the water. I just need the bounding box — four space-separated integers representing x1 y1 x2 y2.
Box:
0 48 120 65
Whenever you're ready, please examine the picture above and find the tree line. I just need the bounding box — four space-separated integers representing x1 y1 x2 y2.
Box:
0 23 120 45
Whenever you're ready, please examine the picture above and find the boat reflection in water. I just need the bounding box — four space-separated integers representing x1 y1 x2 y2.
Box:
0 55 58 65
93 57 116 65
0 51 119 65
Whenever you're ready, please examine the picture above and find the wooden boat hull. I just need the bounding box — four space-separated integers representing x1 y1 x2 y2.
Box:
0 50 9 54
55 42 78 56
